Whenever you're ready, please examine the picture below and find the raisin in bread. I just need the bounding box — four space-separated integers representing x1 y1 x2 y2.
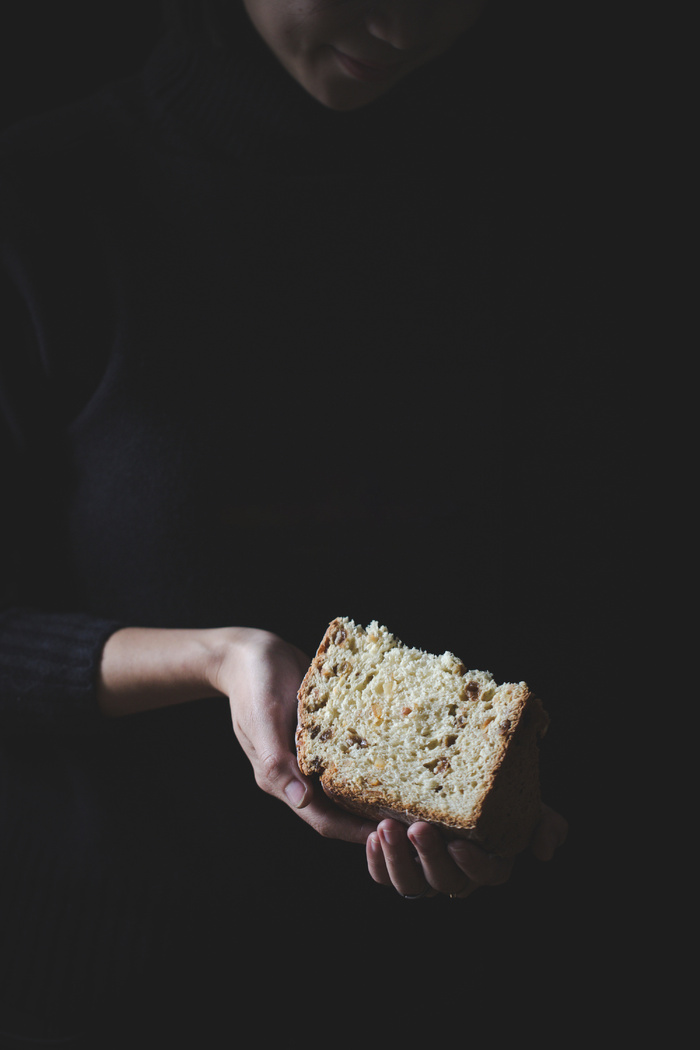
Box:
296 617 549 857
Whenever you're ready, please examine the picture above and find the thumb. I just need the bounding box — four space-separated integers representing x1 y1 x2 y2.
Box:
283 773 313 810
250 735 314 810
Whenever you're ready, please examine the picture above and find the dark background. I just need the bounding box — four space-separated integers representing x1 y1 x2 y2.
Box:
1 0 643 1031
0 2 162 131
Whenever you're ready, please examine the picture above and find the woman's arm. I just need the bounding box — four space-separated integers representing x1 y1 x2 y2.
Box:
97 624 376 846
97 626 225 717
99 625 568 896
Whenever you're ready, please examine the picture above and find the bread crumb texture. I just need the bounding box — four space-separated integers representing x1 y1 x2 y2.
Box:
296 617 550 856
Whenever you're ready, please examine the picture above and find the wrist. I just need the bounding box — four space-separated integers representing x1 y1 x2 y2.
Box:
203 625 269 698
99 626 227 717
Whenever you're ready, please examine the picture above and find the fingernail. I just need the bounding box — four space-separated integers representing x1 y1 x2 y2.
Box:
378 823 400 845
408 824 432 850
285 780 307 808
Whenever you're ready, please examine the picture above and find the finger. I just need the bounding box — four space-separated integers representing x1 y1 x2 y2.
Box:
249 739 313 810
446 838 514 886
232 680 307 806
283 774 313 810
298 792 376 845
240 713 375 844
367 831 391 887
376 819 430 898
407 822 476 898
531 804 569 861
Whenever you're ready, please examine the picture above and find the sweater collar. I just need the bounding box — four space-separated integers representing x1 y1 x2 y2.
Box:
143 17 484 174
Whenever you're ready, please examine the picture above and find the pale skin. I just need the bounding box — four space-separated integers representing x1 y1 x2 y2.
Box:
98 0 569 900
99 625 568 900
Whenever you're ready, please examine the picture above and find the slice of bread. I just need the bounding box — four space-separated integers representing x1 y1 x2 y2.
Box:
296 617 549 857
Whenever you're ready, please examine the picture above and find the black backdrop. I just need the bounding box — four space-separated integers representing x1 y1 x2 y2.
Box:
1 0 644 1036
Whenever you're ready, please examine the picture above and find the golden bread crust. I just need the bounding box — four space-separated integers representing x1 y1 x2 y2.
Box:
296 617 549 857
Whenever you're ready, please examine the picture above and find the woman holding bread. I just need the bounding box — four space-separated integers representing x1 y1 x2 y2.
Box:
1 1 571 1042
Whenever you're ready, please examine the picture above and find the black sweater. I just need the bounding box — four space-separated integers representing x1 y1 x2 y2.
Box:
1 17 590 1033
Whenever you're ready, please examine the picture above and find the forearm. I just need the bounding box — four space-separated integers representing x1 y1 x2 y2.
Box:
97 626 231 718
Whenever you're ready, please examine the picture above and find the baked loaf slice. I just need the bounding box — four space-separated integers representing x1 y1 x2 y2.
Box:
296 617 549 857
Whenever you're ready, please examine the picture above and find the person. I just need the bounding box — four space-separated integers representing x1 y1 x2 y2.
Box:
1 1 569 1041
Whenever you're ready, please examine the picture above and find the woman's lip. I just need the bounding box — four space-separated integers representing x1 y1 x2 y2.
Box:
331 47 403 83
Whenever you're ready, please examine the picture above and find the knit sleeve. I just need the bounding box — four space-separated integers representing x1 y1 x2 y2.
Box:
1 159 121 735
0 609 121 734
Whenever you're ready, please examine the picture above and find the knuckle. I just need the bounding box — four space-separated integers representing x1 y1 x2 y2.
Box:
255 749 285 792
313 816 338 840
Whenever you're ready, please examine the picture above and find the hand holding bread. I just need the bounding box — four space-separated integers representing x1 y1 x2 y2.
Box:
208 617 566 900
296 617 567 898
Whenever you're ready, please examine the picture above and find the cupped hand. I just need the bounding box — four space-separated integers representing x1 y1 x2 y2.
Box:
211 626 374 845
366 804 568 900
209 628 568 887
